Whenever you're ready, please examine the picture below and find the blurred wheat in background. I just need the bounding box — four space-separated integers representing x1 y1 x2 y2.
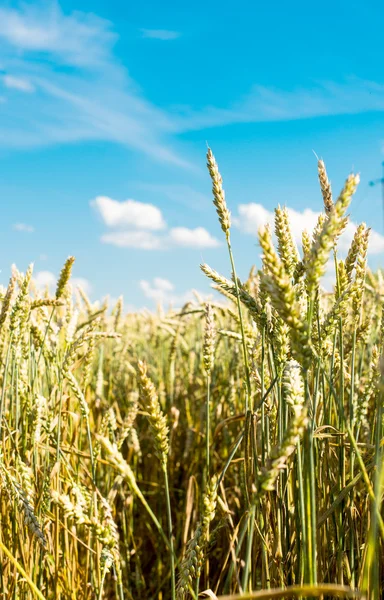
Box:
0 150 383 600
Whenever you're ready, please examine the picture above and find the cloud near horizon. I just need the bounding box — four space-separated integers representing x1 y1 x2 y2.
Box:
234 202 384 256
33 270 92 295
92 195 220 249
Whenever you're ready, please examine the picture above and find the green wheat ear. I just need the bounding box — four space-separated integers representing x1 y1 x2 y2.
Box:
56 256 75 299
137 360 169 464
203 303 215 375
274 205 300 277
306 173 360 295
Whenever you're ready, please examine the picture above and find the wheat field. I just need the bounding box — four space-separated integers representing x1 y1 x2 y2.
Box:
0 150 383 600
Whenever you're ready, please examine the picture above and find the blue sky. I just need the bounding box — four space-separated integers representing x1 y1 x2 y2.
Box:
1 0 384 308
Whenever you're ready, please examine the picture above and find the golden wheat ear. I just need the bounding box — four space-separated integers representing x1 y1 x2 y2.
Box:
137 360 169 464
317 158 333 213
207 147 231 236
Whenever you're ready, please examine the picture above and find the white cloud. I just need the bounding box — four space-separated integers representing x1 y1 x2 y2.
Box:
34 271 92 294
140 278 207 307
168 227 220 248
234 204 319 241
140 278 174 302
3 75 34 92
367 229 384 254
100 227 220 250
92 195 220 250
91 196 166 230
234 203 384 256
101 231 163 250
139 279 174 302
13 222 35 232
72 277 92 295
140 29 181 40
152 277 174 292
34 270 56 290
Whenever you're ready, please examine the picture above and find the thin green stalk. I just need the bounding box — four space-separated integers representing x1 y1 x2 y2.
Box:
303 370 317 586
361 390 384 599
34 307 56 384
226 234 252 409
323 369 384 541
54 371 64 600
259 503 270 589
260 326 266 467
218 430 244 488
349 328 357 587
163 463 176 600
242 504 256 592
206 373 211 479
296 440 306 585
0 337 12 442
223 513 249 594
98 568 108 600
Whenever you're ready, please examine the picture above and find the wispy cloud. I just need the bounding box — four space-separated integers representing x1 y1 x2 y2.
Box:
13 222 35 233
101 231 164 250
2 3 384 166
0 4 116 67
170 78 384 132
0 3 188 165
140 29 181 40
3 75 35 92
92 195 220 249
